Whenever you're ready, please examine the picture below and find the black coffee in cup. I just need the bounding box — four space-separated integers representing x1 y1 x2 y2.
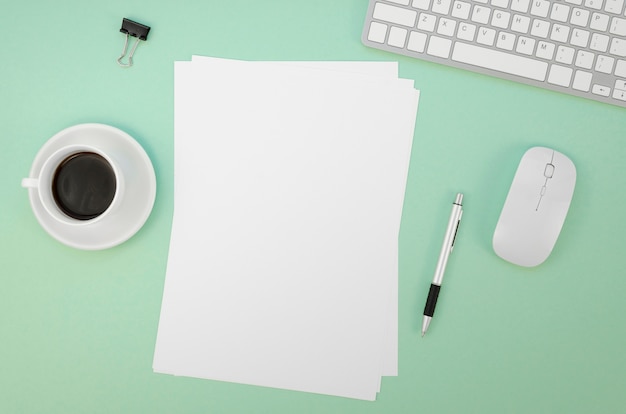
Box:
52 152 117 220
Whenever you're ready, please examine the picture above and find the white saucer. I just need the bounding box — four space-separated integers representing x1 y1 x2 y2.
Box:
24 123 157 250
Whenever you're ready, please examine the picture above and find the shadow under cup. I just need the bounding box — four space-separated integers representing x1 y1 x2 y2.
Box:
52 152 117 220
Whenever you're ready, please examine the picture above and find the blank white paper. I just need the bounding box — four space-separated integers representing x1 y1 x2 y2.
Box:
189 56 414 379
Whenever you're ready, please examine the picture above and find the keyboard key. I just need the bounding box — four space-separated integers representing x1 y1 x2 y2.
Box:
457 22 477 41
556 46 576 64
550 24 570 43
373 2 417 26
585 0 603 10
477 27 497 45
573 70 593 91
511 14 531 32
610 38 626 57
570 8 590 26
592 84 611 96
451 41 548 81
531 19 551 38
610 17 626 36
368 22 388 43
510 0 530 12
492 10 511 28
570 28 591 47
427 36 453 58
418 13 437 32
548 64 573 86
590 12 610 31
536 41 556 60
613 88 626 101
530 1 550 17
590 33 610 52
407 31 428 52
452 1 472 19
412 0 431 10
496 31 517 50
516 36 536 55
575 50 596 69
432 0 452 15
492 0 510 8
605 0 625 14
551 3 571 22
596 55 616 73
437 18 457 36
616 59 626 76
472 5 492 24
388 26 409 47
615 79 626 90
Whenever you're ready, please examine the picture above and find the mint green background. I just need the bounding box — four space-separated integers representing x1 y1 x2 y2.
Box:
2 1 625 413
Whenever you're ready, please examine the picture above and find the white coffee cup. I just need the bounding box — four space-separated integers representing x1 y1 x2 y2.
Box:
22 144 125 226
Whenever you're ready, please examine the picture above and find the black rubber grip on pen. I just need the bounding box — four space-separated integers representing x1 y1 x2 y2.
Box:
423 284 441 317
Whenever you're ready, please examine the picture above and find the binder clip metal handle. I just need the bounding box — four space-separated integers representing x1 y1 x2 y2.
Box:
117 18 150 68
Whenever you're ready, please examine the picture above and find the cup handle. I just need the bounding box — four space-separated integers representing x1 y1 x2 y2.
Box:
21 178 39 188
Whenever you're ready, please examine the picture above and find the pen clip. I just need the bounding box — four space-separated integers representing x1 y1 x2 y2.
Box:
450 210 462 252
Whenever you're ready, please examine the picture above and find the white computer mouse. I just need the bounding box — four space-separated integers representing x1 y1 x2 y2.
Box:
493 146 576 267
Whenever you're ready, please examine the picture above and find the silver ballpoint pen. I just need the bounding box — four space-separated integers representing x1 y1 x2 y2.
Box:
421 193 464 337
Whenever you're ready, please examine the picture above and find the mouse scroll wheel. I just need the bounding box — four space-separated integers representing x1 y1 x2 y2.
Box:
544 163 555 178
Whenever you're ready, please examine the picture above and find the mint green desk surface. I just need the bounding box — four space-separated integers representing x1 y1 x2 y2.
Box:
1 1 625 413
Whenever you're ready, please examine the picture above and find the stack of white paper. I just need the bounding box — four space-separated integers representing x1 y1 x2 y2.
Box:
153 56 419 401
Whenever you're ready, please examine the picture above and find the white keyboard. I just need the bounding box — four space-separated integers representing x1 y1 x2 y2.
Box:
362 0 626 108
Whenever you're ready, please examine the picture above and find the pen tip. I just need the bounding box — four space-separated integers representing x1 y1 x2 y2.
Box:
421 331 425 337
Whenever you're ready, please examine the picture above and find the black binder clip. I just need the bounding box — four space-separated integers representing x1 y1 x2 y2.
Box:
117 18 150 68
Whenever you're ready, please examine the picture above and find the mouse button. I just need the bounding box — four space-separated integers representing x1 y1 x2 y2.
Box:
527 146 551 158
544 163 555 178
553 150 577 178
